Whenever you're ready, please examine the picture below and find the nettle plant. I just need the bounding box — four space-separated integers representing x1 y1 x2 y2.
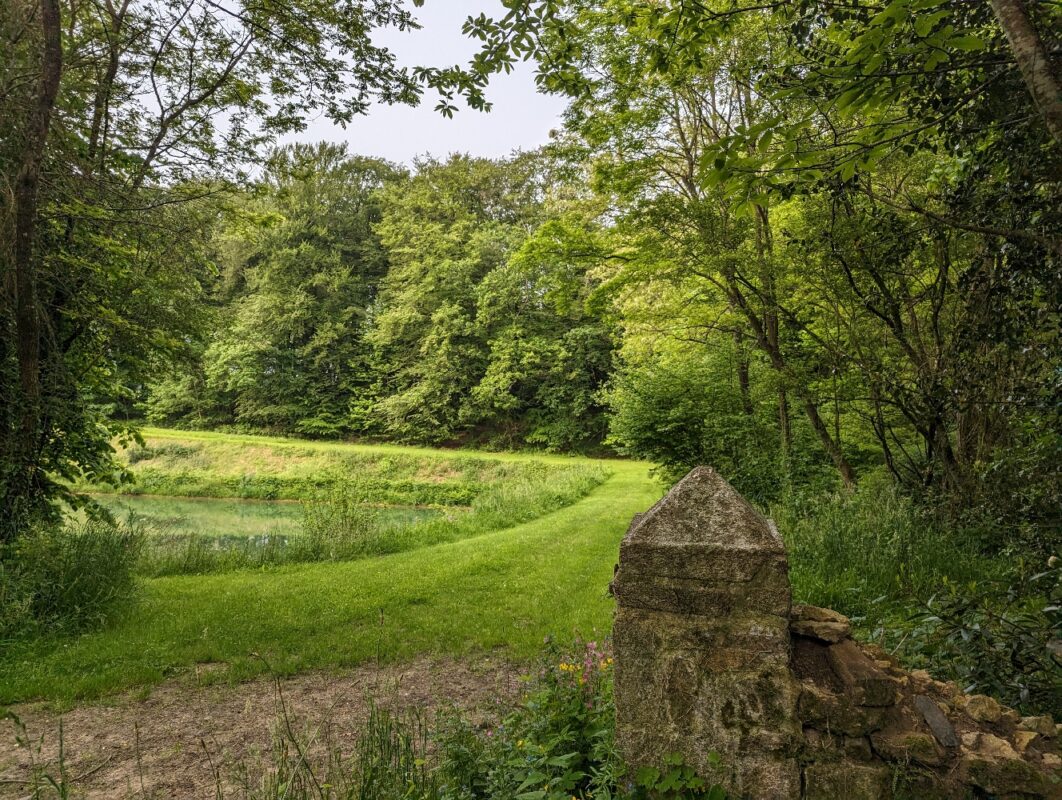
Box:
433 639 727 800
634 753 727 800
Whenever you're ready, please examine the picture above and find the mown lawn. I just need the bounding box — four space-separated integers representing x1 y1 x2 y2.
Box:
0 431 659 704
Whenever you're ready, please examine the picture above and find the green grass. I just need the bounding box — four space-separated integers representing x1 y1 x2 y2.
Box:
0 430 659 704
775 477 1009 624
80 428 589 506
12 430 1013 709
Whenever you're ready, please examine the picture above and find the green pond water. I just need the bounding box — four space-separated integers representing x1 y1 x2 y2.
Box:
92 494 443 544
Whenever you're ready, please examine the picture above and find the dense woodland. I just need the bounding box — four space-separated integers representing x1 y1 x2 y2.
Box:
1 0 1060 726
5 0 1058 525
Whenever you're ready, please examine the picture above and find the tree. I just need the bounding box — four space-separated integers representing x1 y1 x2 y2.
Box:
149 144 401 437
474 0 1060 525
368 153 616 449
368 154 544 443
0 0 501 539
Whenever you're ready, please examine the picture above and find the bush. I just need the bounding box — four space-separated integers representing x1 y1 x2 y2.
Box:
893 562 1062 717
299 485 384 561
776 476 1061 717
0 518 144 641
126 442 202 464
607 349 835 506
435 639 619 800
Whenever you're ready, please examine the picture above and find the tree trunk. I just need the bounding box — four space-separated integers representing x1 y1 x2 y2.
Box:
4 0 63 541
733 328 754 416
989 0 1062 142
778 387 792 461
725 281 857 489
801 392 857 488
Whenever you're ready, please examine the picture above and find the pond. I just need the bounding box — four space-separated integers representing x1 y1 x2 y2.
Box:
91 494 444 544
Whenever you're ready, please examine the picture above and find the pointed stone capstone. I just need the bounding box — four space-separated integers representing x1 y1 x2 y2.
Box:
612 466 800 799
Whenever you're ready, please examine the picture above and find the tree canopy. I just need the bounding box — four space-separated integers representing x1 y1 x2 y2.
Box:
2 0 1059 546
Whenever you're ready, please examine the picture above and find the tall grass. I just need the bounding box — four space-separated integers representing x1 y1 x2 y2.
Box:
135 464 610 577
80 437 568 507
226 701 440 800
0 519 144 643
776 477 1002 621
773 478 1062 715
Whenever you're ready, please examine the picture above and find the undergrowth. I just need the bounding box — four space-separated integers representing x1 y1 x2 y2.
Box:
4 641 724 799
777 478 1061 716
0 519 143 645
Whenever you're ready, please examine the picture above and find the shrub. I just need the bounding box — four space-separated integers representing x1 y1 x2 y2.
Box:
126 441 202 464
0 518 144 640
435 639 618 800
776 475 1060 717
299 486 384 561
894 562 1062 717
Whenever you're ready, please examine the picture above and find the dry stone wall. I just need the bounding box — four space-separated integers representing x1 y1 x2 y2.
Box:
612 467 1061 800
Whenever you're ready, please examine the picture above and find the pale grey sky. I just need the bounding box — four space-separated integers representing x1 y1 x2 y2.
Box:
291 1 569 164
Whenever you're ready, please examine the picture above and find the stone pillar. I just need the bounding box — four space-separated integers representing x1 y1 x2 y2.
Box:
612 467 800 798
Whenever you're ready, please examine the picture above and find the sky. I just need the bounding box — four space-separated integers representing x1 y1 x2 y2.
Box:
288 1 569 165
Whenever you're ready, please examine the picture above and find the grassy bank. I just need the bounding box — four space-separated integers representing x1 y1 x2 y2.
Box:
0 433 658 703
72 429 611 576
137 462 610 576
79 428 593 505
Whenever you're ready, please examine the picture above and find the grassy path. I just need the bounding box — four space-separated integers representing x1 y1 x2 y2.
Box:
0 440 658 704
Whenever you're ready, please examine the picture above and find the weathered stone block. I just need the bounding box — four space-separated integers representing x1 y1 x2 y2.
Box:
958 751 1053 796
964 694 1003 723
803 761 892 800
870 729 945 767
1013 729 1040 754
798 682 887 737
1021 715 1056 737
613 467 799 799
844 735 875 762
614 569 791 617
912 694 959 749
826 640 901 707
613 605 790 665
791 605 852 643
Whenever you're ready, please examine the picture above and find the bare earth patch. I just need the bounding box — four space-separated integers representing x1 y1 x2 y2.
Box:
0 656 522 799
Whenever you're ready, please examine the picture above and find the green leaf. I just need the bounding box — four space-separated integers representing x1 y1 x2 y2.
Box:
835 86 864 111
636 766 661 787
949 35 985 51
914 10 949 37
